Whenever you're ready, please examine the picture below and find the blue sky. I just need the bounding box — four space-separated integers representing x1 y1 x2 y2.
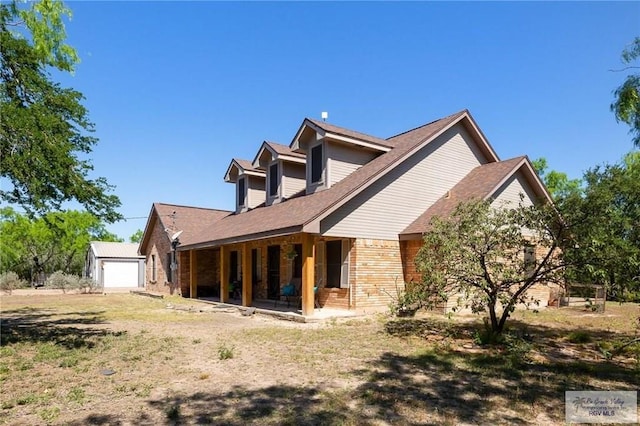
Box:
52 1 639 240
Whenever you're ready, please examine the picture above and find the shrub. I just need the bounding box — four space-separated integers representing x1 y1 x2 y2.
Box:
568 331 592 344
78 277 101 294
217 344 235 360
473 319 505 346
0 272 27 294
45 271 81 293
384 278 423 317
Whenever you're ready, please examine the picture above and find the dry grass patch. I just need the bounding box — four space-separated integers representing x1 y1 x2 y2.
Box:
0 293 638 425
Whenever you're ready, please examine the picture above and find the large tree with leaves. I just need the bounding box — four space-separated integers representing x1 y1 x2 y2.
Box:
531 158 582 200
0 207 122 280
611 37 640 147
0 0 121 222
413 199 566 336
558 152 640 301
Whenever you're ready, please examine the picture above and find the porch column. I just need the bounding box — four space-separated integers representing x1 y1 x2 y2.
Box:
189 250 197 299
220 245 228 303
242 243 252 307
301 233 315 316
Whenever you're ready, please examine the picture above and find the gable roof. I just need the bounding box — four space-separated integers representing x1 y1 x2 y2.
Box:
180 109 498 250
386 108 499 161
224 158 266 183
399 156 552 239
305 118 394 148
290 118 393 154
139 203 232 253
90 242 144 259
252 141 306 168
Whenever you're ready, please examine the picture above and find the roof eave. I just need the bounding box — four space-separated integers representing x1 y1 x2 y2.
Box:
399 232 423 241
323 132 391 153
486 157 553 205
139 204 161 254
178 225 304 251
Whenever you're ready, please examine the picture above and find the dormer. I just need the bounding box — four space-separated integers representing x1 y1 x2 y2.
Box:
252 141 306 206
224 159 266 214
291 118 393 194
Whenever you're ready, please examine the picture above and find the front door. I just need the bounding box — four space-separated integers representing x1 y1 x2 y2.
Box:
267 245 280 299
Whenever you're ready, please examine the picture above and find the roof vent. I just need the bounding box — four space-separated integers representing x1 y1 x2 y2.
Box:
445 190 451 199
321 111 328 122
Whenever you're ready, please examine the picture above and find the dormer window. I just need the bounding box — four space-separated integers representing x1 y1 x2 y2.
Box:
237 177 246 207
269 163 279 197
311 144 323 183
224 158 266 213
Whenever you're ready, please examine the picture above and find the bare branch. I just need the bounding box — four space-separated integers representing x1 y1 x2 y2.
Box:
608 66 640 72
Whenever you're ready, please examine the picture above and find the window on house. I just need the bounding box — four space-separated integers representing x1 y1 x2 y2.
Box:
311 144 323 183
238 177 246 207
524 244 536 275
269 163 278 197
326 239 349 288
151 254 157 281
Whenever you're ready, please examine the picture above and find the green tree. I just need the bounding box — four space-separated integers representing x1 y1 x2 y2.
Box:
559 152 640 300
413 199 566 336
0 207 122 280
611 37 640 147
531 158 582 200
129 229 144 244
0 0 121 222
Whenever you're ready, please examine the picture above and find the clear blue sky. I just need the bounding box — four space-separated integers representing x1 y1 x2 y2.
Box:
54 1 639 240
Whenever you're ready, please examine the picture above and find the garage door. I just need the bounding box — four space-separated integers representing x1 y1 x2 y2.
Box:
102 261 139 288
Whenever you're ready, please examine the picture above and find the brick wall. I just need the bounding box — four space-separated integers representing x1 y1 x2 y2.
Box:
400 239 422 284
142 217 179 295
351 238 404 312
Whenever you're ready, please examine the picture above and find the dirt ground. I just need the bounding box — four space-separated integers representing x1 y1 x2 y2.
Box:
1 293 638 425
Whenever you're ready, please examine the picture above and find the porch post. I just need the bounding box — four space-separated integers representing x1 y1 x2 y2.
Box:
189 250 197 299
242 243 252 306
220 245 228 303
301 233 315 316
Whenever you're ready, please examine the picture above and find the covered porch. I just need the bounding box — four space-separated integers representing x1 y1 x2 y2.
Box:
179 233 353 316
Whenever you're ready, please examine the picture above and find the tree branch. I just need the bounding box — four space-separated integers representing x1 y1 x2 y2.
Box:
609 66 640 72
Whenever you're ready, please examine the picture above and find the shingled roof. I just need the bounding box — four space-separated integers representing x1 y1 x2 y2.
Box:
233 159 259 171
399 156 542 239
180 109 487 250
264 141 306 159
139 203 232 252
305 118 393 148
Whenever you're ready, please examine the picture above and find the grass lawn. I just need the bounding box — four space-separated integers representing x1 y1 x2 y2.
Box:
0 293 638 425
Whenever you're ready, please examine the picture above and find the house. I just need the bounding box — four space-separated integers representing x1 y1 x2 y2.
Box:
139 109 553 315
138 204 231 295
84 242 145 289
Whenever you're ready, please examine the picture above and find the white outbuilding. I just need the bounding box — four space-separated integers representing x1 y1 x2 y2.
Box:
84 242 145 289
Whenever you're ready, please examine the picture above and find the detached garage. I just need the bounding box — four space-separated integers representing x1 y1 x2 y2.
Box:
85 242 145 289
